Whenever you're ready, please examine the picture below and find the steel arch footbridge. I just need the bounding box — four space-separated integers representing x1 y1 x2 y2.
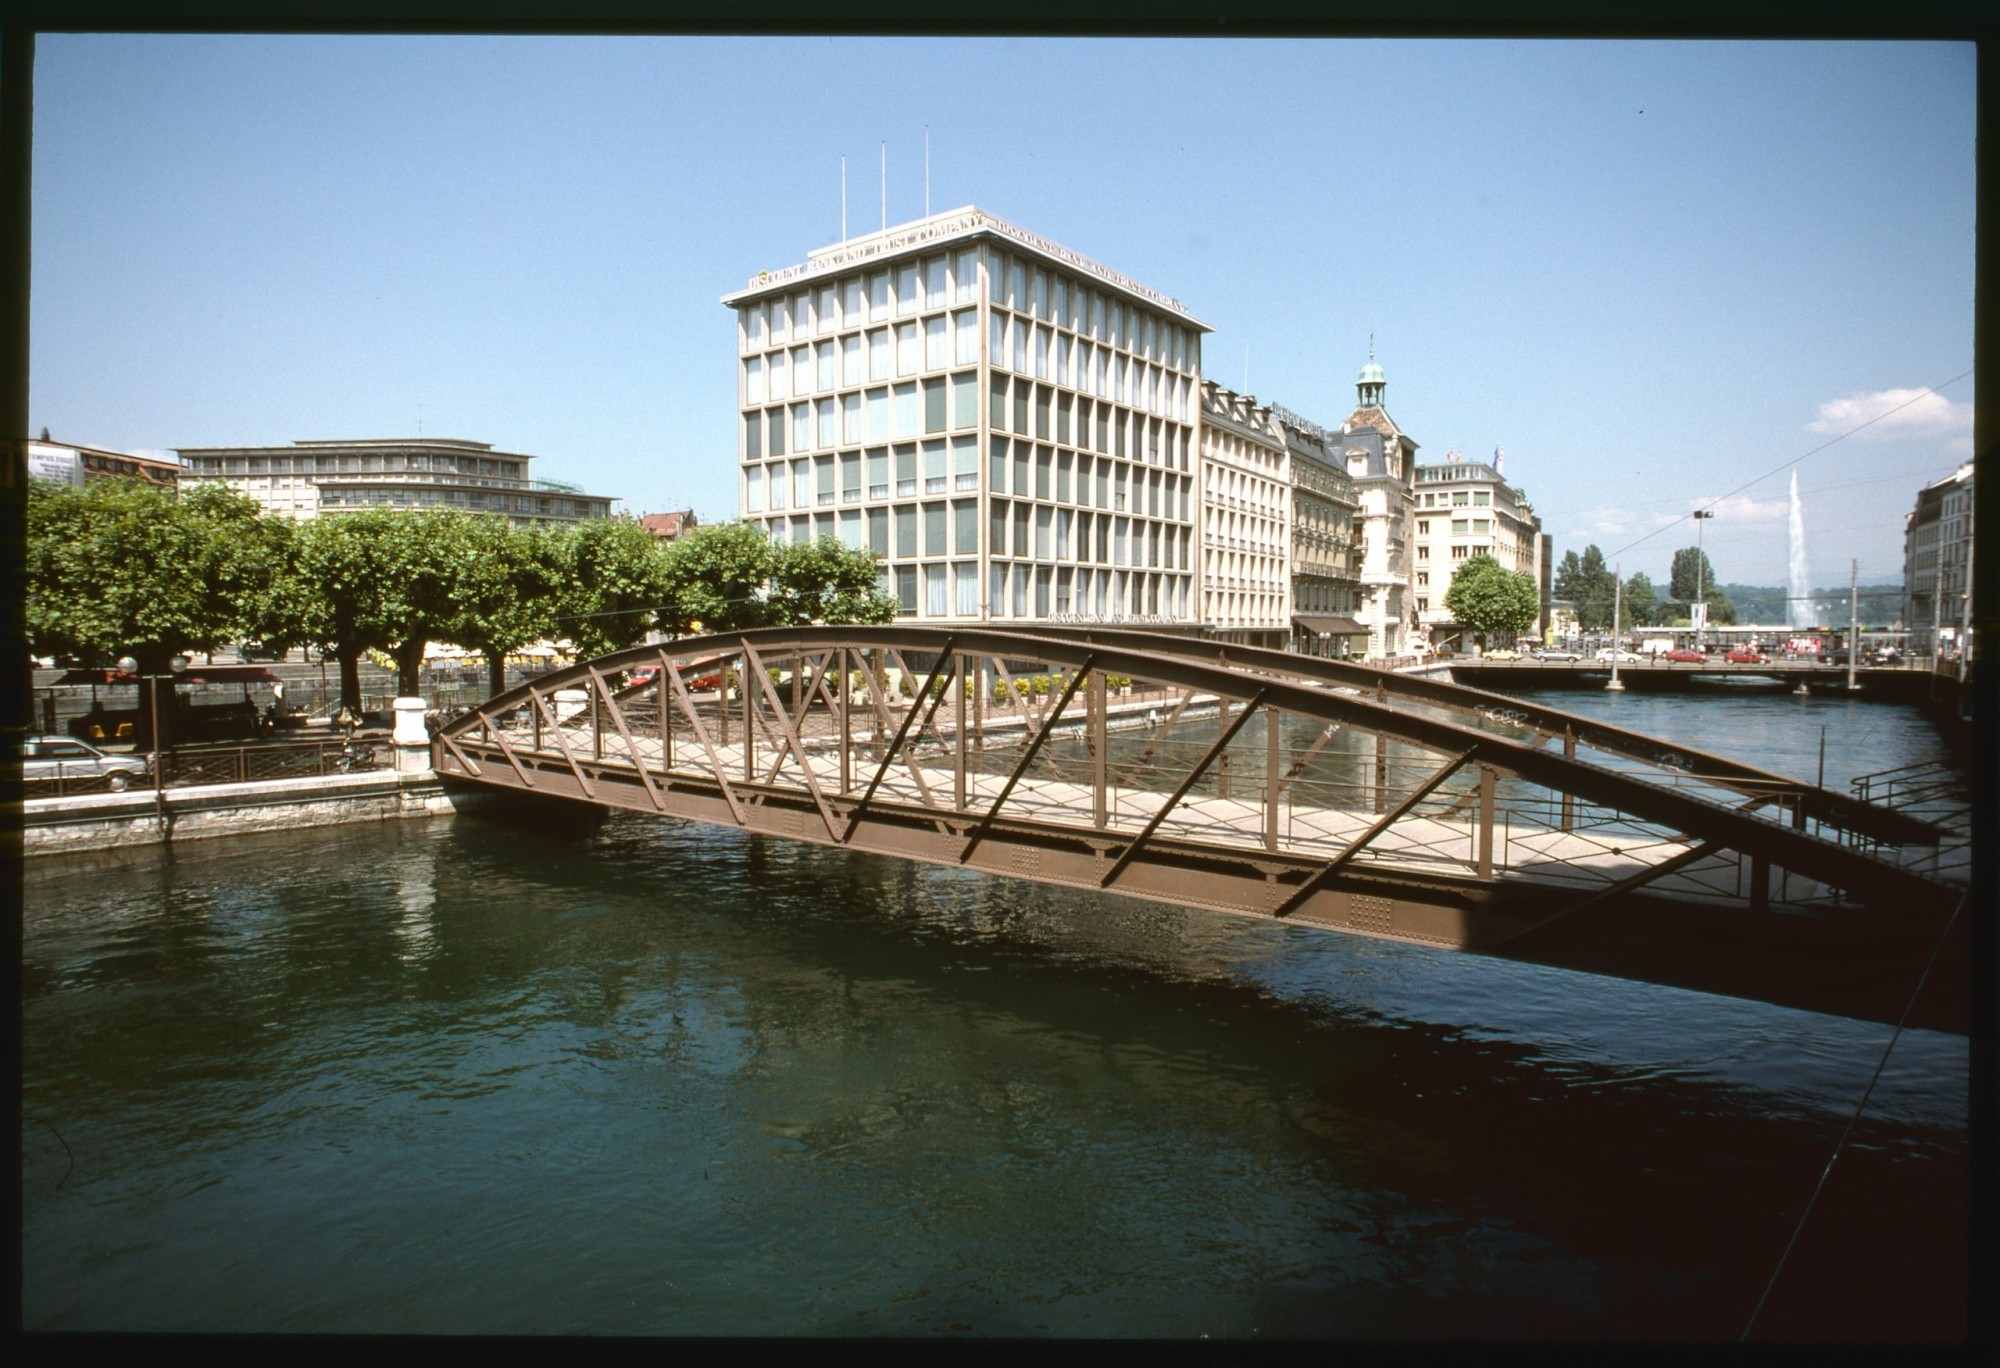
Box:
434 627 1968 1033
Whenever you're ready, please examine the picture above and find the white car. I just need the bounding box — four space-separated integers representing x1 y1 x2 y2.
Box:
21 735 152 791
1595 648 1644 663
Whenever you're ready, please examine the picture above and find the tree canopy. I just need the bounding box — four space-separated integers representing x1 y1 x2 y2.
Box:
1620 572 1658 629
26 478 278 670
1443 553 1539 645
1667 546 1737 626
1552 544 1621 631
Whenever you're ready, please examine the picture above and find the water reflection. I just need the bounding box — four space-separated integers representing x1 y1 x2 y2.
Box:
21 693 1968 1340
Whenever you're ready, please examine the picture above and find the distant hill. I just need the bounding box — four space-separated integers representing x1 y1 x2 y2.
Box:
1716 583 1904 628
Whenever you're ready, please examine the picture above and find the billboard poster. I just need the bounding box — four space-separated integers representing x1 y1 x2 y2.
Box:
27 442 83 487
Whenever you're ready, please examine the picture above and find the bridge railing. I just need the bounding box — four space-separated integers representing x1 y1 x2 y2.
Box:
436 627 1960 918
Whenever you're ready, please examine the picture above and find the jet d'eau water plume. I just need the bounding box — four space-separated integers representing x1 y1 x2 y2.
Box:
1788 472 1811 629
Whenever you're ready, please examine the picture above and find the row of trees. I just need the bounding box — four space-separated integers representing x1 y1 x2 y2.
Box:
1551 544 1735 633
26 480 895 715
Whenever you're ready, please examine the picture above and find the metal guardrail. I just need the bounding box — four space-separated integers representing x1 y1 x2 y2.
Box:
160 738 390 788
25 738 392 797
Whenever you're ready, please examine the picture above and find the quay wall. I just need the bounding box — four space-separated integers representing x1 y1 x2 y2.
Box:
21 768 505 856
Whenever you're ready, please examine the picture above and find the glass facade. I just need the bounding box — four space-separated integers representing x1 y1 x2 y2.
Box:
733 216 1205 625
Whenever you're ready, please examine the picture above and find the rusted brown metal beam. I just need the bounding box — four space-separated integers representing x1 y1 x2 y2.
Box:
1271 747 1477 920
585 664 665 812
1101 689 1268 888
960 654 1096 864
842 635 959 840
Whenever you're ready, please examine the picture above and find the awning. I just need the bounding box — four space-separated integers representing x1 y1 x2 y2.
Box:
55 666 283 686
1293 616 1370 636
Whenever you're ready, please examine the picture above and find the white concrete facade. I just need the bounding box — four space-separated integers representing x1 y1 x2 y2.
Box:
176 437 615 525
724 207 1210 627
1197 382 1292 647
1410 458 1544 646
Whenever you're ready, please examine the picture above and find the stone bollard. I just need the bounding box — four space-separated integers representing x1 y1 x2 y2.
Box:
392 696 431 774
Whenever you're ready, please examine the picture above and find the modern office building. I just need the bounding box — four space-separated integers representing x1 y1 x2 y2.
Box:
175 437 615 525
724 207 1209 627
1269 402 1366 657
28 432 181 491
1902 461 1975 654
1409 452 1544 649
1196 382 1292 649
1332 350 1420 660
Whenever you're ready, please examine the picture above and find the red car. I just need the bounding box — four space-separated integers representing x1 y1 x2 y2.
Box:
1725 646 1771 664
1663 647 1707 663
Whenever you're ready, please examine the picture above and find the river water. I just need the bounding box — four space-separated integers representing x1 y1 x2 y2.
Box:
21 688 1970 1340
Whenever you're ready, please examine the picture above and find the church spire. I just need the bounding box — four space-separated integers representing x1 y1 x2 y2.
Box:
1356 337 1386 409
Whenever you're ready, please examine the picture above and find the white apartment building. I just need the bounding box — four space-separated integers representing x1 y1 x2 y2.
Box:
1410 455 1544 648
175 437 615 525
1269 404 1365 657
1903 461 1975 654
723 207 1209 626
1332 351 1419 660
1197 382 1292 648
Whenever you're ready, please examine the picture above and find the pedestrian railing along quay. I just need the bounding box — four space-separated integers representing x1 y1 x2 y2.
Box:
433 626 1968 1032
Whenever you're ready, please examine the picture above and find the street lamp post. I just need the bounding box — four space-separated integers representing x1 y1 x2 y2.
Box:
119 653 189 803
1692 509 1716 651
1607 562 1626 692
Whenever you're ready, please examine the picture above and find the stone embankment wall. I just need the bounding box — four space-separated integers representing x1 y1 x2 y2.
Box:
22 767 503 856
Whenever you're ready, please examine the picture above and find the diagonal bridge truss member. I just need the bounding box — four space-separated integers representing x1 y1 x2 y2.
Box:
433 625 1967 1033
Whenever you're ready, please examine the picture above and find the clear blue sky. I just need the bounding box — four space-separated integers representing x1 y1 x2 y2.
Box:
31 35 1975 590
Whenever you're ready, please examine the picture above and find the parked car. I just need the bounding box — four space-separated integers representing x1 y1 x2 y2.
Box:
236 640 286 662
1663 647 1707 663
1725 646 1771 664
1532 648 1582 661
1594 648 1643 662
21 735 151 791
1481 649 1520 661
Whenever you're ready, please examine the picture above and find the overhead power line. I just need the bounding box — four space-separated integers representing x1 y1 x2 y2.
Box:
1608 368 1968 560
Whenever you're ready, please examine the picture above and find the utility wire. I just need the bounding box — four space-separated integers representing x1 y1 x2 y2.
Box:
1738 885 1970 1342
1610 368 1973 562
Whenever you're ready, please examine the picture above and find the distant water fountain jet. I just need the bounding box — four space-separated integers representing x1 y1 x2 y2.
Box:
1787 471 1811 629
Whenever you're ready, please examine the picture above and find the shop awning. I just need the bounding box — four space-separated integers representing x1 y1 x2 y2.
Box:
55 666 283 686
1292 616 1370 636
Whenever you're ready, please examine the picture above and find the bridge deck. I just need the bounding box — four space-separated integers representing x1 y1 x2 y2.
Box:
435 628 1968 1033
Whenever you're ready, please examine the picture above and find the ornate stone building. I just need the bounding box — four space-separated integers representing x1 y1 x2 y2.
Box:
1332 349 1419 660
1268 404 1365 657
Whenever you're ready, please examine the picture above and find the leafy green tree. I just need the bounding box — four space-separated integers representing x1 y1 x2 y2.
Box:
1551 549 1586 605
27 480 280 743
441 518 561 698
1574 545 1619 632
287 509 424 717
768 537 898 626
548 517 672 660
1621 572 1658 629
1668 546 1736 626
1443 553 1540 647
658 522 781 636
27 479 272 669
